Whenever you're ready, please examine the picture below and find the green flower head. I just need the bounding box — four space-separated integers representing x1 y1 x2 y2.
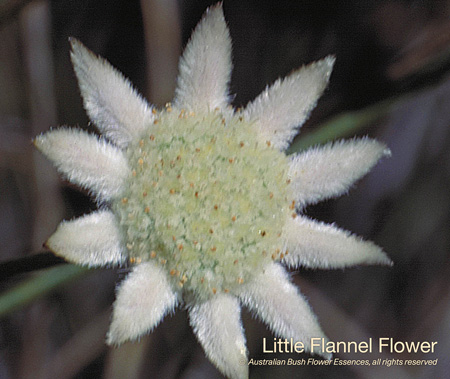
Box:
34 4 391 378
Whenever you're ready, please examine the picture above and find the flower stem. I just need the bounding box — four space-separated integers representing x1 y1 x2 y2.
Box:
0 264 89 317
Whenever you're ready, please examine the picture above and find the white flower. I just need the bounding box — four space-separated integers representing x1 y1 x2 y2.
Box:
34 4 391 378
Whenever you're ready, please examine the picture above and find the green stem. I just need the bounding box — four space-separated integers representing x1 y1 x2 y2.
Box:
0 264 89 317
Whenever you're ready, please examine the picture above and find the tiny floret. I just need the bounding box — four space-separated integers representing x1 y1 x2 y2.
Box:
35 4 391 379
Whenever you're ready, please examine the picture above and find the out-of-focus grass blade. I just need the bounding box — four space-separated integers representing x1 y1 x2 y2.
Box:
288 98 395 154
0 264 89 317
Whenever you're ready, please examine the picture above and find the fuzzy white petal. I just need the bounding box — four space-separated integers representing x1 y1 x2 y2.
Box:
70 38 154 148
46 210 125 267
174 4 232 112
282 216 392 269
289 138 391 206
244 57 334 150
34 128 129 200
107 263 178 345
189 294 248 379
238 263 329 358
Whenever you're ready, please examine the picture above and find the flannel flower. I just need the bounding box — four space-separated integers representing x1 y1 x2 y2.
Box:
34 4 391 379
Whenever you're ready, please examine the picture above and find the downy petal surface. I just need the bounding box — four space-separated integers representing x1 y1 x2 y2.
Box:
71 38 155 148
34 128 129 200
244 57 335 150
174 4 232 112
238 263 330 359
46 210 125 267
189 294 248 379
288 138 391 207
281 216 392 269
107 263 178 345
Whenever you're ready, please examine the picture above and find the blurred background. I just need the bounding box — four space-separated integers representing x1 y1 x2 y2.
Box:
1 0 450 378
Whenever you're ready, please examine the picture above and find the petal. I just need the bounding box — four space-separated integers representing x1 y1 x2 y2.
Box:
281 215 392 269
174 4 232 112
46 210 125 267
289 138 391 206
188 294 248 379
107 263 178 345
70 38 154 148
237 263 329 358
244 56 335 150
34 128 129 200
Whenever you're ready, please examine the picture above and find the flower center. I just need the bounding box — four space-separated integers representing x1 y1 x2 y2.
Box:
114 108 292 300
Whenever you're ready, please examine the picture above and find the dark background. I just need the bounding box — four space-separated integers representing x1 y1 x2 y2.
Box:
1 0 449 378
